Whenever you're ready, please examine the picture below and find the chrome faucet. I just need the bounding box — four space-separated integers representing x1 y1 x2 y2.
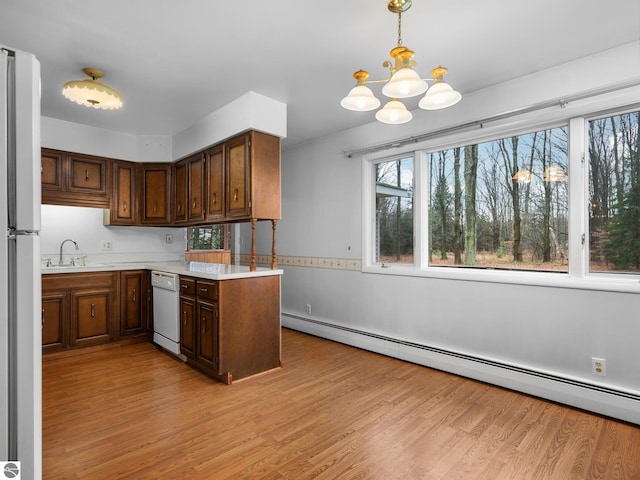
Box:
59 239 79 266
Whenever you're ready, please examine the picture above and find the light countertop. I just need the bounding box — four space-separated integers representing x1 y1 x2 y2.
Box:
42 261 283 281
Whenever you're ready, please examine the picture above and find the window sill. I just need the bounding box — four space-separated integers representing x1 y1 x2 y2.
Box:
362 264 640 294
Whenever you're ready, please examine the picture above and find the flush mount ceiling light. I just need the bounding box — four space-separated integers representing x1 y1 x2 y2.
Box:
340 0 461 125
62 68 122 110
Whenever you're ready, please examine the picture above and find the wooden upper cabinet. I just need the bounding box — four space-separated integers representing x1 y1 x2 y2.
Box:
41 149 64 192
226 134 250 219
141 163 171 225
42 129 280 228
188 153 205 221
173 160 187 223
110 161 137 225
226 131 281 221
68 154 108 195
41 148 111 208
205 144 225 221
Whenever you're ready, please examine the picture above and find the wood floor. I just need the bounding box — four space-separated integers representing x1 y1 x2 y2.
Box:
43 328 640 479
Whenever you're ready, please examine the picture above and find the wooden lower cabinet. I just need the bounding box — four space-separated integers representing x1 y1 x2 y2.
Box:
120 270 149 336
42 270 151 353
71 289 112 347
42 293 66 352
179 274 281 383
179 295 196 359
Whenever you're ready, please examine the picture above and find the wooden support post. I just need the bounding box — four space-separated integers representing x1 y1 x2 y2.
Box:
250 218 257 271
271 219 278 269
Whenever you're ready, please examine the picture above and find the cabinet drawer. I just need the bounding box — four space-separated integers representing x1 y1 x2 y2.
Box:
179 277 196 296
196 280 218 301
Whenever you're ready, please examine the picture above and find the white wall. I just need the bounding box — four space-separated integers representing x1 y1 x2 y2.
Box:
41 117 173 162
267 42 640 423
172 91 287 160
40 205 185 264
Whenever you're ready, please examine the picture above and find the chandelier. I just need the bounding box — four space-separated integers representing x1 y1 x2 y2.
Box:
340 0 461 124
62 68 123 110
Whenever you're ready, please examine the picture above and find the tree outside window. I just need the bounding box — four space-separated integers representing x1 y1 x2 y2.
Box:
188 224 228 251
428 126 569 272
375 156 414 264
589 110 640 273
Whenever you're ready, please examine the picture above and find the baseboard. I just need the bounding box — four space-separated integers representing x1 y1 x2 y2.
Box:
282 312 640 425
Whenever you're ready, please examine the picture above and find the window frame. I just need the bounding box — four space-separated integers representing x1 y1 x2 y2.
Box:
362 102 640 294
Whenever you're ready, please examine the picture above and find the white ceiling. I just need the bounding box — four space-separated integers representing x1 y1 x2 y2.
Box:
2 0 639 150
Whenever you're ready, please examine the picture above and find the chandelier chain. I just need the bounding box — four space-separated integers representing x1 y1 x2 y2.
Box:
397 11 403 46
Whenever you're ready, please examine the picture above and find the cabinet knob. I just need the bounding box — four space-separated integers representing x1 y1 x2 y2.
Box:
211 192 216 206
123 200 127 212
85 169 90 181
193 197 197 209
183 311 188 325
132 289 136 303
91 303 95 317
199 287 208 293
233 188 238 202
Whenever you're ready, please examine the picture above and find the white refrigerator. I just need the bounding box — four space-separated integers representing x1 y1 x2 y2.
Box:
0 45 42 480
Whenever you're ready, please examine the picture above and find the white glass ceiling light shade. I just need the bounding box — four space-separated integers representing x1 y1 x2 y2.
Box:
62 68 122 110
375 99 412 124
340 70 381 111
381 47 428 98
419 66 461 110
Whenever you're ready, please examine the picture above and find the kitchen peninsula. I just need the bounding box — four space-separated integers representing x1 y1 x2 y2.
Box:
42 261 283 384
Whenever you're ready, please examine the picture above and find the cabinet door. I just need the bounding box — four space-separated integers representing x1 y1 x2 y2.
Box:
41 149 65 193
188 154 205 221
197 301 218 372
141 164 171 224
121 271 147 336
111 161 137 225
68 154 109 196
42 292 66 352
173 160 187 223
226 133 251 218
71 289 112 347
205 145 225 220
180 296 196 359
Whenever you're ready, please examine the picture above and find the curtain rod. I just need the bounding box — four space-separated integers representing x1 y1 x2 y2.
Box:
343 79 640 158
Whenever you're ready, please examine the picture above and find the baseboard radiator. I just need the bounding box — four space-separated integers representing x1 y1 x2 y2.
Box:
282 312 640 425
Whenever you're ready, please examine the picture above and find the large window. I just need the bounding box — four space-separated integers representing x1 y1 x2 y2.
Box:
428 126 568 272
366 104 640 287
588 110 640 274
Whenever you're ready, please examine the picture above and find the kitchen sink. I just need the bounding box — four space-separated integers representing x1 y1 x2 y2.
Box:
42 263 112 269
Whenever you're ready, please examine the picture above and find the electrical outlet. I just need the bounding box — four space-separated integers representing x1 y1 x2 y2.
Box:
165 234 173 244
592 357 606 376
306 304 312 314
100 240 112 251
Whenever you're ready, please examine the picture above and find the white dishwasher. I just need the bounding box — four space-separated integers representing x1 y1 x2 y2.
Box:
151 271 183 358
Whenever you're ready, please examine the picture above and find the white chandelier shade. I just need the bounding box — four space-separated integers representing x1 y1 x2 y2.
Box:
375 99 413 124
